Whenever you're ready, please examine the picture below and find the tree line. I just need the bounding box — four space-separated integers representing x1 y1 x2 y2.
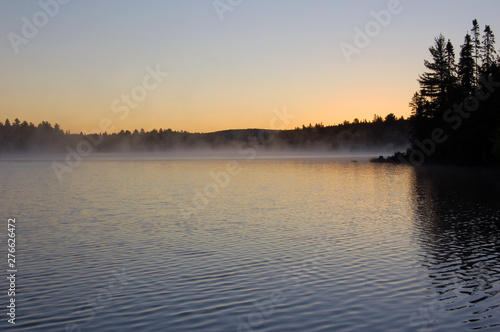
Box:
0 118 66 152
0 114 409 153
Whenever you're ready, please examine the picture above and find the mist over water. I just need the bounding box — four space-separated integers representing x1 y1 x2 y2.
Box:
0 149 398 162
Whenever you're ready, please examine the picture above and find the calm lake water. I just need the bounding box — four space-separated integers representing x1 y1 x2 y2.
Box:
1 155 499 331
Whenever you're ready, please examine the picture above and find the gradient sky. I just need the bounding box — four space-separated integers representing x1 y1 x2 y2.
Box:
1 0 499 133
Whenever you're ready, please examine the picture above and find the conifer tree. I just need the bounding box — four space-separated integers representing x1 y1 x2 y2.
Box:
445 40 458 100
418 35 450 116
471 19 482 83
458 33 475 95
408 91 431 145
482 25 497 71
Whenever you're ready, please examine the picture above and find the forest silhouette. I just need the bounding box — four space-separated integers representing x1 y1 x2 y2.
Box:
1 19 499 164
380 19 500 165
0 114 408 153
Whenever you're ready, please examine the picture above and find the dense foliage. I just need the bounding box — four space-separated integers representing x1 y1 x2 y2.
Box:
401 20 500 165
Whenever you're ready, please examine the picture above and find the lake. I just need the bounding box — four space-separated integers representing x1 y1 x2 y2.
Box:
1 155 499 331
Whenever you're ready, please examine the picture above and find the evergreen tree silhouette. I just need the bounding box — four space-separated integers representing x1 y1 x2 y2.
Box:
403 19 500 165
418 35 451 118
471 19 482 85
458 33 475 96
482 25 497 71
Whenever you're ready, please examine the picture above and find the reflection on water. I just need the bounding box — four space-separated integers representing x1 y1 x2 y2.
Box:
0 159 499 331
410 166 500 331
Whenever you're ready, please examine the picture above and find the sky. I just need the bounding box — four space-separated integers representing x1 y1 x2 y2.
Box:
1 0 499 134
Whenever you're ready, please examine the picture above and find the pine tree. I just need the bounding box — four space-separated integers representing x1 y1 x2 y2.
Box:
418 35 450 116
409 90 433 149
458 33 475 95
445 40 456 73
471 19 482 83
445 40 458 100
482 25 497 71
409 91 427 117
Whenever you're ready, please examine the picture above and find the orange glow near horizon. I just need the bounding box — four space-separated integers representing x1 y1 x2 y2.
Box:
1 58 417 134
2 2 496 134
0 91 413 134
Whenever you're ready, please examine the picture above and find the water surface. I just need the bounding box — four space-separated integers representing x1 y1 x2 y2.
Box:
1 158 499 331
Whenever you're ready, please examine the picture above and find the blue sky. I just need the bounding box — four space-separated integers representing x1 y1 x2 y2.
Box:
1 0 499 133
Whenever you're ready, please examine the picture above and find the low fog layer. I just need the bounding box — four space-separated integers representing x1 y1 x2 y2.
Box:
0 117 410 159
0 150 397 163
